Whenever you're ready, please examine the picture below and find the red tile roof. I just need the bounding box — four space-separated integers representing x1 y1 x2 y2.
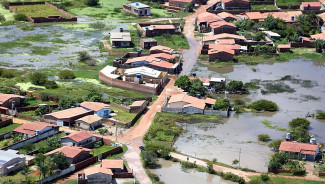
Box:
205 98 216 105
279 141 319 155
217 39 235 45
209 20 237 29
149 25 176 30
149 45 174 54
102 159 124 169
125 53 176 69
0 94 22 105
168 93 206 110
217 12 238 21
76 115 102 124
45 107 90 119
203 33 246 42
170 0 193 3
130 100 146 107
262 11 302 23
45 146 92 158
83 166 113 176
14 121 57 135
80 102 110 111
197 12 221 24
61 131 95 142
277 44 291 49
245 12 265 21
311 32 325 40
222 0 249 3
208 44 235 55
301 2 321 7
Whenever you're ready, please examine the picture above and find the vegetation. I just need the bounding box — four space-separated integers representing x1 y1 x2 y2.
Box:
13 4 70 19
316 110 325 119
174 75 191 91
154 34 189 50
14 13 28 22
0 14 5 22
111 104 137 124
289 118 310 129
288 118 311 143
268 152 306 176
58 70 76 80
214 99 230 110
174 76 206 96
93 145 115 156
268 139 282 151
141 150 159 168
258 134 271 142
226 80 246 92
248 100 278 112
0 123 21 134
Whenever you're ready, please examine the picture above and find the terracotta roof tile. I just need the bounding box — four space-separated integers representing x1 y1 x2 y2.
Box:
217 12 238 20
217 39 235 45
130 100 146 107
83 166 113 176
279 141 319 155
301 2 321 7
203 33 246 42
76 115 102 124
149 25 176 30
277 44 291 49
168 93 206 110
311 32 325 40
102 159 124 169
80 102 110 111
45 107 91 119
262 11 302 23
197 12 221 24
149 45 174 54
209 20 237 29
205 98 216 105
61 131 95 142
14 121 57 135
245 12 265 21
0 94 23 105
45 146 92 158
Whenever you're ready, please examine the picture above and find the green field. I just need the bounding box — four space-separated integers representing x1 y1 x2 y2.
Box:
251 4 277 10
250 176 325 184
13 4 70 18
93 145 115 156
276 0 315 6
111 104 137 124
0 123 21 134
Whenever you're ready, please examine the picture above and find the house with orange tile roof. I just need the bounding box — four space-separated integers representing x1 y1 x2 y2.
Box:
78 166 113 184
221 0 250 9
300 2 321 10
197 12 221 30
208 45 235 61
61 131 99 147
75 115 102 131
138 23 181 37
262 11 302 23
169 0 195 8
217 12 239 22
279 141 320 161
203 33 246 45
245 12 265 22
80 101 110 118
310 32 325 40
43 107 93 127
277 44 291 53
13 121 58 138
101 159 126 173
166 93 209 114
0 94 24 109
45 146 93 164
149 45 174 54
210 20 237 34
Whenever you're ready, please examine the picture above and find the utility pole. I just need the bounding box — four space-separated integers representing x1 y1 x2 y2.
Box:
238 148 241 168
115 116 118 147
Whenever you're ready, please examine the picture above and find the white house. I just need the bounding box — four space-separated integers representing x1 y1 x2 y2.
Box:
0 150 26 176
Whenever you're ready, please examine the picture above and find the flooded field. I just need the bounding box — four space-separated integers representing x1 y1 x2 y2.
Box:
174 59 325 172
150 159 235 184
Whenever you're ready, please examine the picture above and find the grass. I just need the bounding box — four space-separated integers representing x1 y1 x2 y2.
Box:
0 4 14 21
111 104 137 124
13 4 70 18
0 123 21 134
31 46 52 55
92 145 115 156
249 175 325 184
0 41 31 53
25 99 57 107
106 144 128 159
62 179 77 184
74 70 99 79
0 166 39 183
262 120 287 131
154 34 190 50
251 5 277 10
276 0 315 6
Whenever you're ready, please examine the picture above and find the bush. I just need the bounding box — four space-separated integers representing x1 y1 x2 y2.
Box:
226 80 244 92
268 139 282 151
222 172 246 184
58 97 76 110
141 150 158 168
214 99 230 110
86 0 99 6
260 173 270 181
44 80 58 89
0 14 5 23
58 70 76 80
78 51 92 62
14 13 29 22
233 98 245 105
0 69 15 78
289 118 310 129
35 105 52 116
248 100 278 111
258 134 271 142
268 152 288 170
0 87 14 94
29 71 47 86
316 111 325 119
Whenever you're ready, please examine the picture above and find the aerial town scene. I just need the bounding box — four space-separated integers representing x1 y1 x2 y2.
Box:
0 0 325 183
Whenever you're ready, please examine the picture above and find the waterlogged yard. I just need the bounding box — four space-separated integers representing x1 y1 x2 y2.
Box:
172 59 325 172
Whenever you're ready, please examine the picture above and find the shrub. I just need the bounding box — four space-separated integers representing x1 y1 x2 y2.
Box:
226 80 244 92
268 139 282 151
233 98 245 105
0 14 5 23
258 134 271 142
58 97 76 110
289 118 310 129
214 99 230 110
141 150 158 168
44 80 58 89
174 75 191 91
39 92 50 101
78 51 92 62
35 105 52 116
58 70 76 80
113 8 121 13
248 100 278 111
0 87 14 94
260 173 270 181
0 69 15 78
268 152 288 170
316 111 325 119
29 71 47 86
14 13 29 22
86 0 99 6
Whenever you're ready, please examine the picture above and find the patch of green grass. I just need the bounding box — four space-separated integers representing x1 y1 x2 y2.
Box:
276 0 315 6
0 41 31 53
22 34 48 42
249 175 325 184
154 34 189 50
74 70 99 79
25 99 57 107
62 179 77 184
0 123 21 134
251 4 276 10
111 104 137 124
93 145 115 156
0 166 39 183
13 4 71 18
31 46 52 55
106 144 128 159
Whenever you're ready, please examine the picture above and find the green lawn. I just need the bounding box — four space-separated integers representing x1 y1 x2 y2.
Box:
13 4 71 18
250 176 325 184
63 179 77 184
93 145 115 156
25 99 57 107
0 123 21 134
276 0 315 6
0 166 39 183
251 5 277 10
111 104 137 124
154 34 190 50
0 5 14 21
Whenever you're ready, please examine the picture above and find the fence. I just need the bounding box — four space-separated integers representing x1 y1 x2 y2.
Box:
316 171 325 176
38 165 76 184
0 132 11 141
251 1 274 5
1 128 59 150
268 168 292 173
0 116 13 128
16 105 58 112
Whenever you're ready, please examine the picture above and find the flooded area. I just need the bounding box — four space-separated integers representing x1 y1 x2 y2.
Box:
150 159 235 184
174 59 325 172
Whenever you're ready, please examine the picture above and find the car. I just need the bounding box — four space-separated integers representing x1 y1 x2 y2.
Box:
139 146 145 151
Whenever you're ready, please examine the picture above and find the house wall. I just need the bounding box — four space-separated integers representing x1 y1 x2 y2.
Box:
167 101 188 108
140 41 157 49
61 136 95 147
86 173 113 184
209 52 234 61
123 4 151 16
300 5 321 10
112 41 131 48
277 48 291 53
72 151 92 164
183 106 204 114
0 157 26 176
43 111 94 127
1 97 22 109
76 120 102 130
170 0 194 8
213 26 237 34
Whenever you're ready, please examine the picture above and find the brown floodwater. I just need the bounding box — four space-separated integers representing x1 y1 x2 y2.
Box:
150 159 236 184
173 59 325 172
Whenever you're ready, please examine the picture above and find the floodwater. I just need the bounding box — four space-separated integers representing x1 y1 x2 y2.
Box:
150 159 236 184
174 59 325 172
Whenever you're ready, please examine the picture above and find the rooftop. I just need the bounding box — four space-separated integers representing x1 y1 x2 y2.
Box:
263 31 281 37
76 115 102 124
110 32 131 42
128 2 150 8
141 38 157 42
102 159 124 169
217 12 238 20
311 32 325 40
45 107 90 119
197 12 221 24
279 141 319 154
80 101 110 111
0 150 25 164
147 24 176 30
14 121 57 135
217 39 235 45
301 2 321 7
61 131 95 142
203 33 246 42
245 12 264 21
209 20 237 29
100 65 120 79
262 11 302 23
124 66 162 78
83 166 113 176
130 100 146 107
168 93 207 110
277 44 291 49
0 94 23 105
45 146 92 158
149 45 174 53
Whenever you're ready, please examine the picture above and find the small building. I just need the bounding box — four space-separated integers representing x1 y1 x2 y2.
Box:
61 131 99 147
279 141 320 161
123 2 151 16
217 12 238 22
78 166 113 184
76 115 102 131
149 45 174 54
13 121 58 138
210 77 227 87
142 24 176 37
169 0 194 8
140 38 157 49
277 44 291 53
208 46 235 61
45 146 93 164
167 93 206 114
245 12 265 22
129 100 147 113
196 12 221 32
210 20 237 34
300 2 321 10
101 159 127 173
203 33 246 45
44 107 93 127
0 150 26 176
0 94 23 109
110 32 131 48
205 98 216 109
80 101 110 118
221 0 250 9
263 31 281 40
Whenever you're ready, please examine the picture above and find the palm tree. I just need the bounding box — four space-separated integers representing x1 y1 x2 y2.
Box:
21 166 30 182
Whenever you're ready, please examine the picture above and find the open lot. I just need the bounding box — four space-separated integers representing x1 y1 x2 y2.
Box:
12 4 70 18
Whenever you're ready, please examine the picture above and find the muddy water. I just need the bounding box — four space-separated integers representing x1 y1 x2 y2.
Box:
174 59 325 172
150 159 235 184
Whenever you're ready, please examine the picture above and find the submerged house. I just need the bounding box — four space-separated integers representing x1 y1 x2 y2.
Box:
279 141 320 161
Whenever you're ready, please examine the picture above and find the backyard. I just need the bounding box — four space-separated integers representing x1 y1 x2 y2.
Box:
111 104 137 124
0 123 21 134
276 0 315 6
12 4 70 18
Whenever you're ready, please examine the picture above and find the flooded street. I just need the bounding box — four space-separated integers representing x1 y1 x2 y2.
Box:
174 59 325 172
150 159 236 184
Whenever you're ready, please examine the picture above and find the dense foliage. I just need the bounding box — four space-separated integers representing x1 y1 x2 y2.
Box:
174 75 191 91
14 13 29 22
58 70 76 80
258 134 271 142
214 99 230 110
289 118 310 129
248 99 278 111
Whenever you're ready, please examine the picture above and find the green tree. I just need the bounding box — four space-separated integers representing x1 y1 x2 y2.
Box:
268 152 288 170
98 128 108 136
207 161 215 174
189 78 206 96
253 32 265 41
315 39 324 53
268 139 282 151
174 75 191 91
234 19 255 31
289 118 310 129
14 13 29 22
232 159 239 165
29 71 47 86
58 70 76 80
35 105 52 116
142 150 158 168
58 97 76 110
226 81 244 92
249 100 278 111
44 80 58 89
86 0 99 6
86 91 102 102
22 142 34 153
0 14 6 23
35 154 48 183
214 99 230 110
21 166 30 182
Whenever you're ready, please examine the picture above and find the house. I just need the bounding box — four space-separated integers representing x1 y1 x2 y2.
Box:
99 65 169 95
149 45 174 54
78 166 113 184
110 32 131 48
203 33 246 45
143 24 176 37
279 141 320 161
0 150 26 176
210 20 237 34
205 98 216 109
277 44 291 53
221 0 250 9
263 31 281 40
245 12 265 22
101 159 127 173
61 131 99 147
208 46 235 61
300 2 321 10
45 146 93 164
123 2 151 16
262 11 302 23
310 32 325 40
210 78 227 87
217 39 236 45
197 12 221 31
0 94 23 109
13 121 58 138
169 0 194 8
76 115 102 131
167 93 207 114
80 101 110 118
129 100 147 113
217 12 238 22
43 107 93 127
140 38 157 49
